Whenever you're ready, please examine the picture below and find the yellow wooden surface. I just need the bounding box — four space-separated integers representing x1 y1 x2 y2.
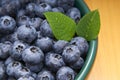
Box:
84 0 120 80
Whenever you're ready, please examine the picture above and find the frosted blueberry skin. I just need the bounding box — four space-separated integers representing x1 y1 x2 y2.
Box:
18 75 35 80
62 45 81 65
70 57 84 70
36 70 55 80
66 7 81 23
0 61 6 80
35 37 53 53
10 41 28 61
22 46 44 65
45 52 65 72
56 66 75 80
53 40 68 54
40 20 54 38
17 25 37 43
6 61 22 77
0 41 12 59
17 16 30 26
35 3 52 18
0 16 16 35
70 37 89 56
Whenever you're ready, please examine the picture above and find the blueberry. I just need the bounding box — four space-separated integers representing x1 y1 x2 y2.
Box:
17 25 37 43
26 3 37 17
15 66 31 78
35 37 53 52
5 57 15 66
36 31 43 39
0 7 7 16
40 20 53 38
45 52 65 72
57 0 74 7
0 0 10 6
52 7 64 13
29 17 43 31
0 62 5 79
2 0 21 17
0 32 18 43
62 45 81 64
53 40 68 54
70 57 84 70
35 3 52 18
56 66 75 80
26 62 43 73
31 72 37 79
36 70 55 80
18 75 35 80
22 46 44 65
70 37 89 56
10 41 28 61
17 9 27 18
66 7 81 23
41 0 57 7
8 77 16 80
57 0 74 12
0 16 16 34
0 41 12 59
6 61 22 77
17 16 30 26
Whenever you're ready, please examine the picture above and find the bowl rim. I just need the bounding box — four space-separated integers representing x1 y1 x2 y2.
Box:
75 0 98 80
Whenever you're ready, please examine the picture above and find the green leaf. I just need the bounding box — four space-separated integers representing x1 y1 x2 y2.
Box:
76 9 100 41
44 12 76 41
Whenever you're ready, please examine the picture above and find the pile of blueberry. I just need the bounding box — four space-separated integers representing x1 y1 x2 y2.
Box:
0 0 89 80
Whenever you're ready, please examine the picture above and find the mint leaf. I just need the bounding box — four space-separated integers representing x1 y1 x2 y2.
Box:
44 12 76 41
76 9 100 41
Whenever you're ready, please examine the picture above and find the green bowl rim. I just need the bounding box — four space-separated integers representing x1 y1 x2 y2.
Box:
75 0 98 80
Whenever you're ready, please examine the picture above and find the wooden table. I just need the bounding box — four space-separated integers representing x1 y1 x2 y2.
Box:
84 0 120 80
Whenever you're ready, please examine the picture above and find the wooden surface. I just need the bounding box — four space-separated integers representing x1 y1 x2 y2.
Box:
84 0 120 80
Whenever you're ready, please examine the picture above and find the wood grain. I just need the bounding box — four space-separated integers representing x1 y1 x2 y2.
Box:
84 0 120 80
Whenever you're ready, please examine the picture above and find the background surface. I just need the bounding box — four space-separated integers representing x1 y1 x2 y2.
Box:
85 0 120 80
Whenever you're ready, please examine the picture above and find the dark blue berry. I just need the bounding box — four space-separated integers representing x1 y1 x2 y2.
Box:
35 3 52 18
17 9 27 18
17 25 37 43
5 57 15 66
26 3 37 17
40 20 53 38
0 62 5 79
29 17 43 31
8 77 16 80
41 0 57 7
66 7 81 23
22 46 44 65
6 61 22 77
17 16 30 26
70 57 84 70
0 16 16 34
45 52 65 72
31 72 37 79
57 0 74 12
26 62 43 73
35 37 53 52
0 41 11 59
36 70 55 80
15 66 31 78
70 37 89 56
52 7 64 13
56 66 75 80
53 40 68 54
36 31 43 39
18 75 35 80
62 45 81 64
10 41 28 61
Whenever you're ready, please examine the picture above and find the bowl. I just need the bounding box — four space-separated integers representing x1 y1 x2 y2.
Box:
75 0 98 80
